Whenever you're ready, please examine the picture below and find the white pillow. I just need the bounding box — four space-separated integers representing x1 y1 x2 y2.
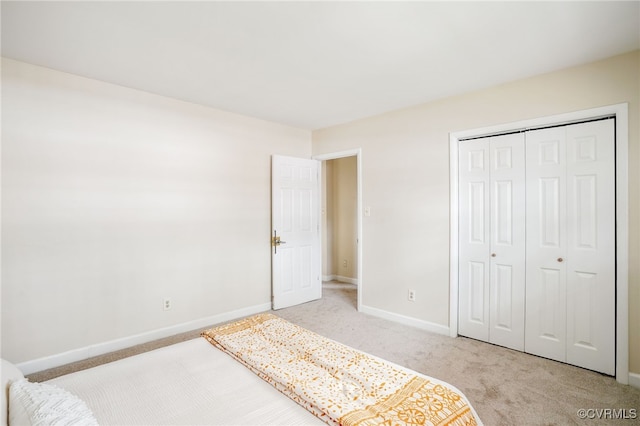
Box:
9 379 98 426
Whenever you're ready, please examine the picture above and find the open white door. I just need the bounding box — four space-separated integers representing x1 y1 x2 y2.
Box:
271 155 321 310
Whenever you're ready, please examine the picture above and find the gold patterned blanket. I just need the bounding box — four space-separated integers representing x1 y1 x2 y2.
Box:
201 314 480 426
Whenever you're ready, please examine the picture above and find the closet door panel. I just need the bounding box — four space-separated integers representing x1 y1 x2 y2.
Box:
458 140 490 341
489 133 525 351
533 266 565 340
565 120 615 375
458 119 616 376
525 127 567 363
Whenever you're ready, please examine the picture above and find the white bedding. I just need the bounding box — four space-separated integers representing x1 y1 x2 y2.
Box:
45 338 323 425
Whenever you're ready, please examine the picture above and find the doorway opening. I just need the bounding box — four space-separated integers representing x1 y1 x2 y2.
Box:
314 149 362 311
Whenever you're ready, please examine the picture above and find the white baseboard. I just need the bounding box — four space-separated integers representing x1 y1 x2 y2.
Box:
629 372 640 390
359 305 450 336
323 275 359 285
17 302 271 375
334 275 359 285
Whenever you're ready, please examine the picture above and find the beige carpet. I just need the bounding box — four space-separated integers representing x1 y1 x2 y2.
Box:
28 286 639 425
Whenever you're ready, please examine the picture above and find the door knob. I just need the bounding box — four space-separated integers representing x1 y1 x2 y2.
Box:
272 231 286 253
557 257 564 262
491 253 496 257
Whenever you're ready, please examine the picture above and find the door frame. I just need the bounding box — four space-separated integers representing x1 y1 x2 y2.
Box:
449 103 629 384
313 149 363 312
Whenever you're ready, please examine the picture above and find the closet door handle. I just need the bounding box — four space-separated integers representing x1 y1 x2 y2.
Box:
491 253 496 257
557 257 564 263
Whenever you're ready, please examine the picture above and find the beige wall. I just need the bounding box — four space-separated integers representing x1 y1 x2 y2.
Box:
1 59 311 364
325 157 358 281
312 51 640 374
321 161 333 278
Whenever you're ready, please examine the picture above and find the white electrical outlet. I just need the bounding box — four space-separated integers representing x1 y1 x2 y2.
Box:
163 298 172 311
343 259 348 268
408 290 416 302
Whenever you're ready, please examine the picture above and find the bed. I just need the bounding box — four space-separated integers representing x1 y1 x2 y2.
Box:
2 314 482 425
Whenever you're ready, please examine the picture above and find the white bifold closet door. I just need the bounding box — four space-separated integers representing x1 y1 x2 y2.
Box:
525 119 615 375
458 132 526 351
458 119 615 376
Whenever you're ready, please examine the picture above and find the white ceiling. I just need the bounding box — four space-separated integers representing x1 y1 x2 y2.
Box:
2 1 639 130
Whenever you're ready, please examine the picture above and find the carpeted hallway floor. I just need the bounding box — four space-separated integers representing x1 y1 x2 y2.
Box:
28 285 639 425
